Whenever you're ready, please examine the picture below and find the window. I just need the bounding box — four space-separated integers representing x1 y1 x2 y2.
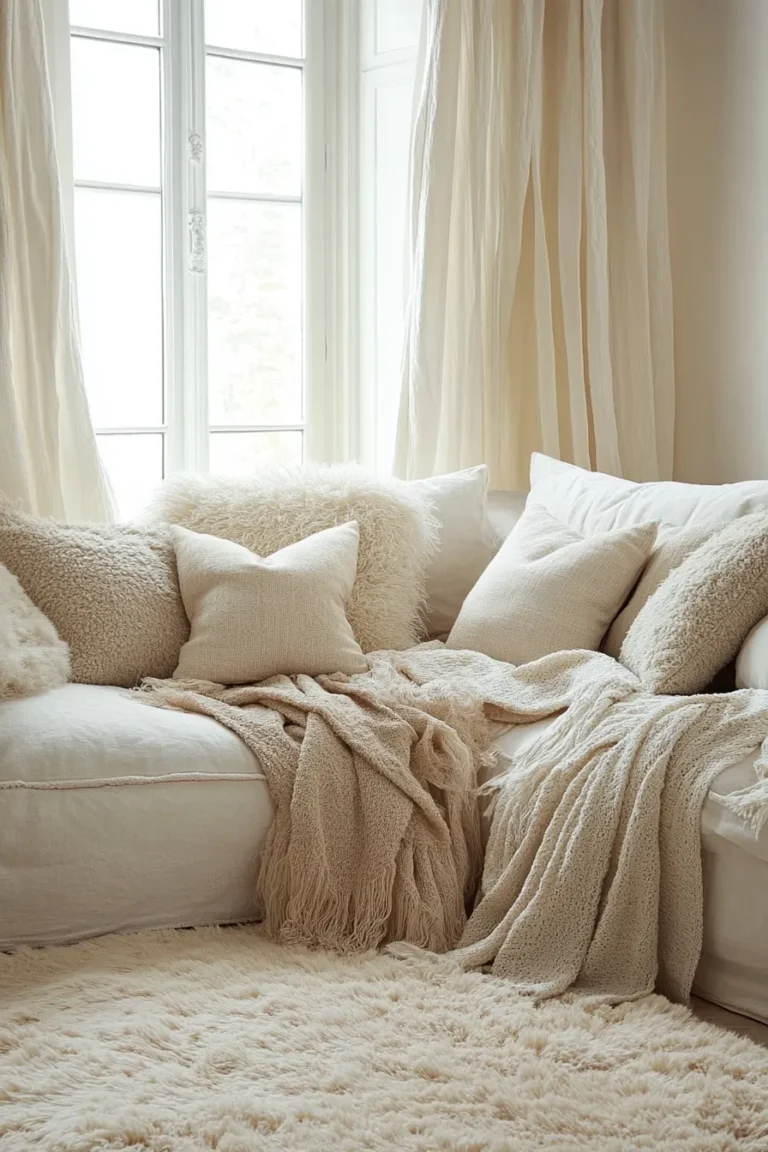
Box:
69 0 321 517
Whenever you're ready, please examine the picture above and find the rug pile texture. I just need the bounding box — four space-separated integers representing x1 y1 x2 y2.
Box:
1 926 767 1151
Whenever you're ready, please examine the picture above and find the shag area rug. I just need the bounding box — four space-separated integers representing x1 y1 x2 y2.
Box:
1 927 767 1151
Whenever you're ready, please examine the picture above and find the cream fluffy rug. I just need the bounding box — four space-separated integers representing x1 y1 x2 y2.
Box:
1 927 767 1151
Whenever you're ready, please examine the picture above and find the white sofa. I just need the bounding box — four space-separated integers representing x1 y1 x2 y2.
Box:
2 488 767 1027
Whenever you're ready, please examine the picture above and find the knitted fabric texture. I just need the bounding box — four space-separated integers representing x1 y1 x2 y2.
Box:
142 465 439 652
621 510 768 694
0 563 70 699
141 645 768 1002
0 503 190 687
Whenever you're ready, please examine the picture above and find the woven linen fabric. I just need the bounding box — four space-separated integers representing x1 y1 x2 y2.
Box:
0 563 70 699
621 511 768 694
0 503 189 687
142 465 438 653
447 503 656 665
172 522 368 684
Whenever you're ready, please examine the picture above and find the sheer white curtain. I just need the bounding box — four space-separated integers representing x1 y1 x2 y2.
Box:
395 0 674 489
0 0 113 520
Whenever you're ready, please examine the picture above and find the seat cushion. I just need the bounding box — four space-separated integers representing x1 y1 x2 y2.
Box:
0 684 274 947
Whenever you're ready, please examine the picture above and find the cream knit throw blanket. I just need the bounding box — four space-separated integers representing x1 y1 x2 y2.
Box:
140 645 768 1003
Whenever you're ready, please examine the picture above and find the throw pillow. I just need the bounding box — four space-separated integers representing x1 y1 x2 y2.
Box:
142 465 438 653
447 503 656 665
407 466 501 637
530 453 768 534
620 511 768 694
172 522 368 683
0 563 71 699
0 503 190 687
602 523 714 658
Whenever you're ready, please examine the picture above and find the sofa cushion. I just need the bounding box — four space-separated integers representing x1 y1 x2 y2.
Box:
0 504 190 687
0 563 70 700
0 684 273 948
447 503 656 665
143 465 437 653
172 523 367 683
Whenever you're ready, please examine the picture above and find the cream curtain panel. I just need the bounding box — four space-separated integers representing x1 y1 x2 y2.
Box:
395 0 674 489
0 0 113 520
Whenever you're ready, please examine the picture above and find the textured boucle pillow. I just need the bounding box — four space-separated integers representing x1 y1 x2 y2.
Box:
142 465 439 652
620 511 768 694
0 563 71 699
602 522 715 658
0 504 190 687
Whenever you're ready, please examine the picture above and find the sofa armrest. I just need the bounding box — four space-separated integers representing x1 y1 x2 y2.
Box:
736 616 768 689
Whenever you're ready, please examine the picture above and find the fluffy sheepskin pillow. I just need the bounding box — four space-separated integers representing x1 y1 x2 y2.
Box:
620 511 768 694
173 523 367 683
0 563 70 699
0 503 190 687
142 466 439 652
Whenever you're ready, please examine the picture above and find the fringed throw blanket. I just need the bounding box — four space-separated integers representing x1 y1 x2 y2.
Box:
140 645 768 1004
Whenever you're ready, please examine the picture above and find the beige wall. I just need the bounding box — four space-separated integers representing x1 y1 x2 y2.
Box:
666 0 768 482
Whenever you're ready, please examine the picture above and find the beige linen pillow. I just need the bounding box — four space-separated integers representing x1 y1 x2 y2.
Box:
620 511 768 694
0 564 71 699
143 465 437 653
603 523 714 657
447 504 656 665
0 503 189 687
173 522 368 683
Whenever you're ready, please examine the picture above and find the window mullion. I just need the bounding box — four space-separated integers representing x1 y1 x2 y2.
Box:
173 0 208 474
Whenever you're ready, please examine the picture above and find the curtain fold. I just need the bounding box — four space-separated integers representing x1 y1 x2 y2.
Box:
395 0 674 488
0 0 114 521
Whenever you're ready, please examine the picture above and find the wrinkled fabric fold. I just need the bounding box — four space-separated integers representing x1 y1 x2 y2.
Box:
396 0 674 488
0 0 113 519
139 645 768 1005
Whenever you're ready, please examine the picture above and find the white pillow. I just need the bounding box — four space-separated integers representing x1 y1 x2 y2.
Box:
530 453 768 533
736 617 768 689
0 563 70 699
408 467 500 636
172 522 368 684
447 503 656 665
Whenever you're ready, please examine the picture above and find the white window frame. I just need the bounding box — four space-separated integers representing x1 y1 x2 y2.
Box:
69 0 350 480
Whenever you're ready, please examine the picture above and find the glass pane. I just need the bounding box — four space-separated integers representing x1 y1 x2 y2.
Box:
71 38 160 187
97 435 163 520
207 199 302 425
75 188 163 427
70 0 159 36
206 58 302 197
209 432 303 475
204 0 302 58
